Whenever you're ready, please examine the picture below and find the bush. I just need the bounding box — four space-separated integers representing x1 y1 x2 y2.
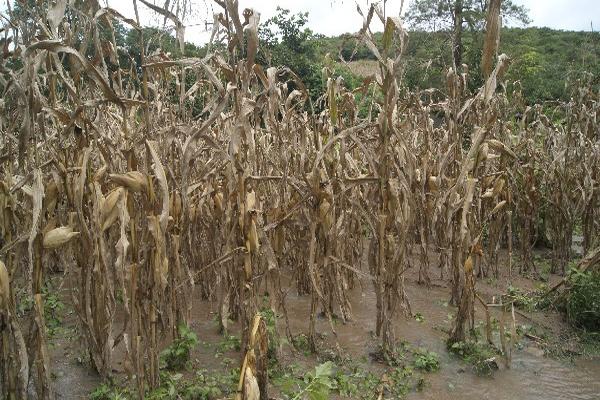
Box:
160 323 199 370
413 349 440 372
89 384 128 400
567 269 600 331
448 341 498 376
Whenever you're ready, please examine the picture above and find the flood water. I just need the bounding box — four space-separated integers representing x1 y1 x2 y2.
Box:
51 265 599 399
281 272 600 400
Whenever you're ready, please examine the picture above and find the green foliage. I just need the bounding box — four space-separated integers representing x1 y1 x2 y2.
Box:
326 26 600 103
333 369 359 397
273 348 438 399
567 269 600 331
259 297 280 361
413 349 440 372
259 7 323 101
505 284 554 312
273 362 336 400
89 384 129 400
16 283 65 337
506 285 539 311
215 334 241 356
160 324 198 371
405 0 530 32
146 368 237 400
502 28 600 103
291 333 312 355
414 312 425 323
145 372 182 400
89 366 238 400
448 341 498 376
43 286 65 337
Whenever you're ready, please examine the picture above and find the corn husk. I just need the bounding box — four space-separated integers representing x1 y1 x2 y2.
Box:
481 188 494 198
94 164 108 181
428 176 439 191
488 139 516 159
109 171 148 193
45 180 59 214
100 187 125 231
169 191 182 221
43 226 80 249
247 220 259 253
464 255 473 274
213 191 224 216
492 177 505 197
0 259 9 311
246 189 257 211
490 200 507 215
319 199 333 231
479 142 489 162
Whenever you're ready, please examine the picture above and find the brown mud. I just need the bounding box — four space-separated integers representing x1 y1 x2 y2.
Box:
48 250 599 400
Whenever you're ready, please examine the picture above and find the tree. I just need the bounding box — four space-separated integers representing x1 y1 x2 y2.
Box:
405 0 530 66
258 7 323 100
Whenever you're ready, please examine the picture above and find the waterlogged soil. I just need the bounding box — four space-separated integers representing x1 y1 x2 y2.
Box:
48 251 600 400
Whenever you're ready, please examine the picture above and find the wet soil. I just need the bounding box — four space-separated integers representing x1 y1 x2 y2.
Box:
48 249 599 399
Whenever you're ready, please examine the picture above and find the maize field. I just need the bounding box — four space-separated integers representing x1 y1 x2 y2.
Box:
0 0 598 399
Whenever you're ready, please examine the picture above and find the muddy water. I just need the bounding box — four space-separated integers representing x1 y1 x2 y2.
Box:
282 275 600 400
50 266 599 399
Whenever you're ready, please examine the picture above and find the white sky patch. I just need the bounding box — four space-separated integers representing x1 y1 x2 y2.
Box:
521 0 599 31
3 1 597 44
106 0 389 45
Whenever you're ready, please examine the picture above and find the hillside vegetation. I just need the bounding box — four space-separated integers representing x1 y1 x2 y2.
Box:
317 27 600 103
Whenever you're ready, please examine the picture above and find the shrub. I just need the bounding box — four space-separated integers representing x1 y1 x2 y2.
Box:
567 269 600 331
160 323 199 370
448 341 498 376
413 349 440 372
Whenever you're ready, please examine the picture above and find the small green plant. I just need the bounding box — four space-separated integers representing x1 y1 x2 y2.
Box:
43 287 65 337
567 269 600 331
17 284 65 337
146 368 238 400
215 334 241 356
292 333 312 355
414 312 425 323
259 300 280 361
334 369 359 397
505 285 550 312
387 366 413 396
291 362 336 400
188 368 237 399
146 372 182 400
160 323 198 370
89 384 128 400
448 341 498 376
370 341 410 366
413 349 440 372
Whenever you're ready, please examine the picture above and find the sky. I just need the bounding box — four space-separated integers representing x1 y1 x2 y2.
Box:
2 0 595 44
104 0 600 45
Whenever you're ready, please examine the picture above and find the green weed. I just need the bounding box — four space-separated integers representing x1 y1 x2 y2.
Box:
160 323 199 370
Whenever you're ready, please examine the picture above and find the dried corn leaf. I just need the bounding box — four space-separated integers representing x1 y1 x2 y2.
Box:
27 169 43 295
146 141 169 232
25 41 123 106
0 259 9 311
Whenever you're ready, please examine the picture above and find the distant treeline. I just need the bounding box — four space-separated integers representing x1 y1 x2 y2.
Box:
315 27 600 103
46 13 599 105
